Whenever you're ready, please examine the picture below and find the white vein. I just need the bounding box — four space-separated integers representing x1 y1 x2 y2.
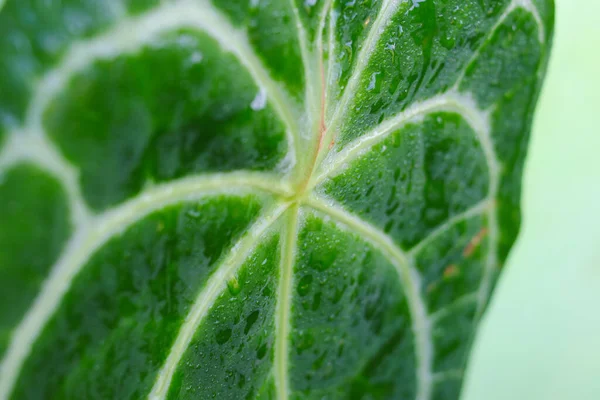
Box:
273 206 299 400
288 0 318 126
317 0 335 65
477 204 499 316
1 0 305 228
327 0 406 131
324 0 338 121
317 0 335 107
306 85 502 400
148 203 290 400
0 131 91 226
306 195 433 400
0 172 289 400
312 90 497 187
0 0 305 396
429 293 479 324
454 0 545 89
515 0 545 43
431 369 463 383
456 96 502 318
18 0 299 165
408 198 491 257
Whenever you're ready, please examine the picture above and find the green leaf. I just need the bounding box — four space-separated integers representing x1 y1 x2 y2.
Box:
0 0 553 399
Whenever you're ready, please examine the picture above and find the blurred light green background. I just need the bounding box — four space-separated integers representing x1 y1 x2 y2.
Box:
462 1 600 399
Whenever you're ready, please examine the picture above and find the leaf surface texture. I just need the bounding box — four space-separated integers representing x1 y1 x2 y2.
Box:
0 0 553 399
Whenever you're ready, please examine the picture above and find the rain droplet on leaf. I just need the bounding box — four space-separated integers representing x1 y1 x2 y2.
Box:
251 88 267 111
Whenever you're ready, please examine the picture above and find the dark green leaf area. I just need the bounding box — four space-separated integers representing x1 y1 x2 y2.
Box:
532 0 556 39
44 29 288 211
0 164 70 359
168 234 280 400
322 112 489 249
460 9 542 109
211 0 305 100
329 0 384 103
255 375 277 400
413 215 487 312
337 0 508 145
492 79 540 263
290 211 416 400
0 0 157 129
461 9 546 263
432 301 477 373
11 195 263 400
431 377 462 400
125 0 162 15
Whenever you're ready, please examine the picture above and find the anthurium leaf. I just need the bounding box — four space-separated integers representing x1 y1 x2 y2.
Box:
0 0 553 399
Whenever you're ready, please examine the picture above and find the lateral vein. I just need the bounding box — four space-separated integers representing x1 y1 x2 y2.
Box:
274 205 299 400
288 0 318 124
454 0 545 89
408 198 491 257
305 195 433 400
312 90 496 187
148 202 290 400
326 0 404 133
15 0 299 171
0 131 91 226
429 293 479 324
0 172 289 400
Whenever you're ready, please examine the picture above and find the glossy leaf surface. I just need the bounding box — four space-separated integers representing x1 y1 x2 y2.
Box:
0 0 553 399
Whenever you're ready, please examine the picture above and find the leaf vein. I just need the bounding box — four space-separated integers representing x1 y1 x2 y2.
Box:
0 172 289 400
408 199 491 257
273 205 300 400
0 131 90 226
149 203 291 400
326 0 405 133
305 195 433 400
454 0 545 90
13 0 300 177
312 90 497 188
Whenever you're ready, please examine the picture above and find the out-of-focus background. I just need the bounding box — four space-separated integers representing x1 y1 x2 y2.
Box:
462 0 600 399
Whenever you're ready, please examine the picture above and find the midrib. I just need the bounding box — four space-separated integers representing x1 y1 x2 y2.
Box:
273 205 300 400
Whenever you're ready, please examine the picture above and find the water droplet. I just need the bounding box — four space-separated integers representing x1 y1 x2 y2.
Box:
227 276 241 295
186 209 201 218
250 88 267 111
411 0 427 9
176 34 198 48
296 332 315 354
297 275 313 296
312 292 321 311
187 51 203 65
244 310 259 334
256 343 268 359
367 72 382 93
215 327 232 344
